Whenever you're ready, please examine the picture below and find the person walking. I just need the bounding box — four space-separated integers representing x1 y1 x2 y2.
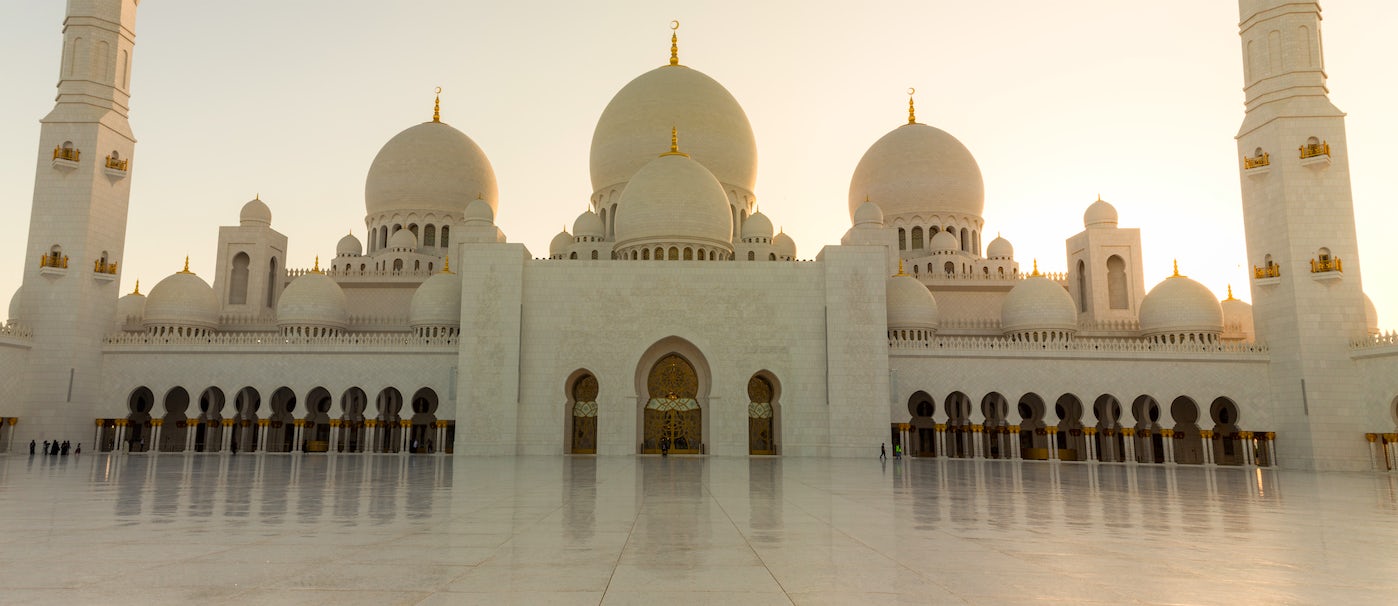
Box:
660 436 670 457
894 443 902 460
29 440 36 455
75 443 81 455
43 440 49 455
880 443 887 461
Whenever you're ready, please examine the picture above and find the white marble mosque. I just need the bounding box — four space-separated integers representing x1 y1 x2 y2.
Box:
2 0 1398 474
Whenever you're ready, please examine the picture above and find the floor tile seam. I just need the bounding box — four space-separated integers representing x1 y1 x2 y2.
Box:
598 478 643 603
701 475 797 603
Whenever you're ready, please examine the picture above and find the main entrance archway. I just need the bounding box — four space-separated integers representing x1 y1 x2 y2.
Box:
642 354 703 454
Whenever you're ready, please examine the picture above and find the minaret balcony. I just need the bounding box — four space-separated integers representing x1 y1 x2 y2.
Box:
93 260 118 281
103 155 129 180
1310 257 1343 281
1243 152 1270 170
1299 141 1332 169
1252 264 1280 286
51 146 80 170
38 253 69 276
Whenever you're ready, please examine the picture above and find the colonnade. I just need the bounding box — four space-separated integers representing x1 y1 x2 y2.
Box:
92 418 453 455
896 422 1277 467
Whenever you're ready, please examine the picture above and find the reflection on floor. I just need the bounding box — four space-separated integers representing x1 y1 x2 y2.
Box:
1 453 1396 604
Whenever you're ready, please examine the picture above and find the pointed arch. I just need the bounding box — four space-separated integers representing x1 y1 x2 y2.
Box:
634 336 712 454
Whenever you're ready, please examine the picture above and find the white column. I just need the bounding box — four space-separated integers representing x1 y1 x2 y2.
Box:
329 424 339 455
1241 433 1255 467
151 424 163 454
93 422 102 453
1388 435 1397 471
401 424 411 456
1203 432 1215 466
1162 431 1176 465
221 423 231 453
1009 426 1021 460
1123 430 1137 464
258 423 269 453
115 424 127 453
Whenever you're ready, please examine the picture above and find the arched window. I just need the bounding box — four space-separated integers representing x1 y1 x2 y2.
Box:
440 226 450 247
747 251 755 261
683 247 693 260
668 247 678 260
1107 255 1128 309
408 224 419 239
911 227 923 250
642 249 650 260
944 261 955 274
423 225 436 247
591 250 598 260
897 228 906 250
1076 260 1087 312
960 228 969 252
266 257 278 308
569 252 577 260
698 250 706 261
393 259 403 271
1317 247 1331 262
229 252 250 305
769 253 776 261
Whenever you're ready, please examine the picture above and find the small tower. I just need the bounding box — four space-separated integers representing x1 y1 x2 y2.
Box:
14 0 141 443
212 196 289 319
1064 196 1146 326
1236 0 1369 470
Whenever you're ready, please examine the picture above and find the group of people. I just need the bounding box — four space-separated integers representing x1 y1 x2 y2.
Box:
30 439 79 456
879 442 903 460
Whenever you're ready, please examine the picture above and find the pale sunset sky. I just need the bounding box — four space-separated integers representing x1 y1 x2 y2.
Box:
0 1 1394 328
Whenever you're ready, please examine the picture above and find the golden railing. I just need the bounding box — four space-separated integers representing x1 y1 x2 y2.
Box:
1299 141 1330 159
53 146 80 162
1243 152 1270 169
1310 257 1342 273
1253 264 1280 279
105 155 128 170
94 260 118 274
39 254 68 269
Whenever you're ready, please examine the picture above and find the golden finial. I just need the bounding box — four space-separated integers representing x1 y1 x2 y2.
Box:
1096 193 1102 202
477 192 483 200
896 258 906 277
865 194 870 203
312 256 321 274
443 256 452 274
907 88 916 124
180 256 191 274
669 20 680 66
661 126 689 157
1172 259 1181 277
132 279 140 296
1031 259 1041 277
1226 284 1235 300
433 87 442 123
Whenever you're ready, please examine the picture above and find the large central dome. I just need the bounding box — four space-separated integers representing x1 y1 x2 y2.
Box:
365 121 498 218
590 65 756 195
848 122 984 221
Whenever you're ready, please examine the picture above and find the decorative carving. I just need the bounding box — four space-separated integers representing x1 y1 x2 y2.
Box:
747 375 772 403
573 374 599 401
648 354 697 399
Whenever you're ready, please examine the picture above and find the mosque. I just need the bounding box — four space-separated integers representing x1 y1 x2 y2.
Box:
1 0 1396 472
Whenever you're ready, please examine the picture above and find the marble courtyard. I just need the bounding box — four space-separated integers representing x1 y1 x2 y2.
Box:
1 454 1396 604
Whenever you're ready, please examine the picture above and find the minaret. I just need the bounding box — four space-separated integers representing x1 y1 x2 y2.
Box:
1236 1 1368 470
15 0 140 443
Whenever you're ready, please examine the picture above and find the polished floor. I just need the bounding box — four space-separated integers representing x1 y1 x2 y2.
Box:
1 453 1396 605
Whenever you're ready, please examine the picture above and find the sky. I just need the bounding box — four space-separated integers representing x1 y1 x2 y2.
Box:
1 1 1395 330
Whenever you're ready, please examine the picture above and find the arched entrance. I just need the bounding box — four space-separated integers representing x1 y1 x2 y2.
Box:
196 387 225 452
160 387 190 452
232 387 261 453
267 387 297 452
1054 394 1084 461
641 354 703 454
748 373 779 455
409 388 439 453
1171 396 1203 464
375 387 403 453
982 392 1010 459
123 387 154 452
907 391 935 457
339 387 368 453
569 373 598 454
1093 395 1123 462
1133 395 1163 464
303 387 333 452
945 391 972 458
1210 397 1242 465
1017 393 1048 459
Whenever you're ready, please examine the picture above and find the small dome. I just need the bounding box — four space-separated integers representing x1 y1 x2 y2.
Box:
1364 293 1380 335
116 289 146 330
410 270 462 328
336 232 363 257
742 211 773 241
1139 273 1224 337
144 270 220 330
1002 277 1077 333
591 65 756 195
573 210 605 239
773 231 796 260
1220 291 1254 341
387 229 418 252
848 123 984 221
930 230 959 252
365 121 498 219
7 285 22 324
276 272 349 330
887 274 939 330
614 152 733 249
240 197 272 227
464 198 494 224
986 235 1013 259
1084 197 1119 228
549 229 573 257
853 199 884 227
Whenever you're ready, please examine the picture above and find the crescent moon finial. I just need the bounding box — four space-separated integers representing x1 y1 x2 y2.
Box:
908 87 915 96
669 21 681 65
671 20 680 31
